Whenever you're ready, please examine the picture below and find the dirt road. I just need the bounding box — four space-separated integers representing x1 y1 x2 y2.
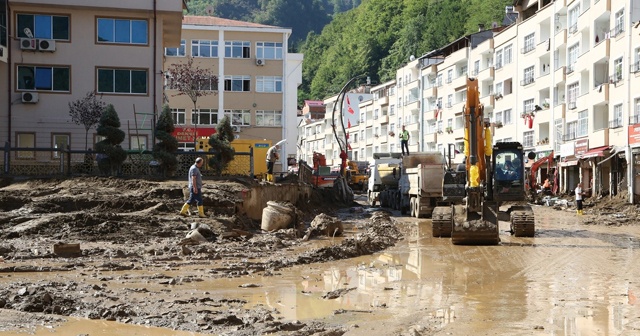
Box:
1 177 639 335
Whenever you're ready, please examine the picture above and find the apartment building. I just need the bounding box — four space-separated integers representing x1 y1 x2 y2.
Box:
0 0 186 155
164 16 303 173
298 0 640 203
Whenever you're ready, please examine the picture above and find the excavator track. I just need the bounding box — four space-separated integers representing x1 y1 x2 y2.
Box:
431 206 452 237
510 209 535 237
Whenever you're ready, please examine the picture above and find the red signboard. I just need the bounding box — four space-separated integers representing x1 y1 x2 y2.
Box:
172 127 217 142
630 125 640 145
575 139 589 156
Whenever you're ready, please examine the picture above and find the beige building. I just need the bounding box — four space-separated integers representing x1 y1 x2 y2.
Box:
298 0 640 202
164 16 303 173
0 0 185 157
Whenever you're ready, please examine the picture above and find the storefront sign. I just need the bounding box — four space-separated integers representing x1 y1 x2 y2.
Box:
172 127 217 142
560 142 575 157
629 125 640 145
575 139 589 156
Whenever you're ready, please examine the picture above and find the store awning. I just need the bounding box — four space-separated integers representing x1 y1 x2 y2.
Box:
579 146 611 159
558 160 578 167
598 146 625 165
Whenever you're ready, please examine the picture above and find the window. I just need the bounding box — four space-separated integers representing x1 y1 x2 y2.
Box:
193 109 218 125
374 109 379 120
455 116 463 129
436 74 443 87
613 57 623 82
224 109 251 126
192 40 218 58
460 65 467 77
522 66 534 85
97 68 148 94
504 109 512 125
256 42 283 59
17 13 69 40
523 99 534 113
172 108 186 125
577 110 588 137
197 76 217 91
359 112 365 123
224 41 250 58
427 121 436 134
611 104 623 128
353 133 359 143
390 105 395 116
522 33 535 53
256 76 282 93
165 40 186 57
97 18 148 44
568 44 579 72
177 142 195 152
447 69 453 83
633 47 640 73
447 118 453 128
256 110 282 126
568 5 580 33
567 82 579 107
495 111 503 124
52 134 69 159
614 9 624 37
495 82 503 95
16 133 35 159
17 65 70 92
224 75 250 92
473 60 480 76
495 49 503 69
523 131 534 147
130 135 147 151
447 94 452 108
504 44 513 64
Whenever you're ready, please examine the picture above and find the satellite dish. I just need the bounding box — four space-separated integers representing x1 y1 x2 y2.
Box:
205 5 214 15
409 55 416 61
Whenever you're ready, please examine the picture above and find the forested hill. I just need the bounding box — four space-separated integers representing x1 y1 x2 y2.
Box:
300 0 513 101
186 0 361 44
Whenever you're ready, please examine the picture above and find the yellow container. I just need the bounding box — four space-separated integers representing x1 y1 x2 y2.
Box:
196 137 271 176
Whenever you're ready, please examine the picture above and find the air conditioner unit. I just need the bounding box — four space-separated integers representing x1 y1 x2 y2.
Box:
38 39 56 52
232 125 241 132
21 92 39 104
255 59 266 66
20 38 37 51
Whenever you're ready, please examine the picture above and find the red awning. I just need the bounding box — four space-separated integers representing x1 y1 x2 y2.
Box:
558 160 578 167
579 146 611 159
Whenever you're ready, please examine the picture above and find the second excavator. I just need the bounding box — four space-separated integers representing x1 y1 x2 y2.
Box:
432 78 535 245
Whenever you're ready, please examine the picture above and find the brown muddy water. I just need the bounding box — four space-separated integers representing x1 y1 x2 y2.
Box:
2 206 640 335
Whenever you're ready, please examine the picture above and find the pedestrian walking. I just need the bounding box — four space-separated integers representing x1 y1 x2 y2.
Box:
575 182 584 216
266 144 280 182
399 125 410 156
179 157 206 218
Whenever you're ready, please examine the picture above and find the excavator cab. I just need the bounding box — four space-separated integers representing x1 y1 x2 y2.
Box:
492 142 527 202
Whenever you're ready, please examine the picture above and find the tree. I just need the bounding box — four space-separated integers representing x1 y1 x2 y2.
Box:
165 57 218 146
95 104 127 176
69 91 106 150
153 104 179 177
207 116 235 176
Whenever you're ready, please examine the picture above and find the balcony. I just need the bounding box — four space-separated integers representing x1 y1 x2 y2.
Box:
366 117 374 127
451 74 467 88
590 128 609 148
480 94 495 107
423 64 437 77
520 77 535 86
593 0 611 15
377 115 389 124
376 134 388 143
425 132 438 144
423 86 437 99
555 66 566 84
592 83 609 106
425 109 439 121
406 122 420 133
554 102 566 119
377 96 389 106
555 29 567 48
405 98 420 112
592 38 610 63
477 66 494 82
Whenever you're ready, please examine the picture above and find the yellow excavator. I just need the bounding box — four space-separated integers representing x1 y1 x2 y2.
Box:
432 78 535 245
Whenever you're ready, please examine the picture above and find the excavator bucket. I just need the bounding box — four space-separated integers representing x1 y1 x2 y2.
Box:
451 203 500 245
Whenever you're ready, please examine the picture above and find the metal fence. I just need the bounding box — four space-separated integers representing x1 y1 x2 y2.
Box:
1 143 254 178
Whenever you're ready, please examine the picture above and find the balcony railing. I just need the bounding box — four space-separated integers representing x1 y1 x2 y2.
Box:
631 62 640 73
611 24 624 38
608 118 623 129
569 24 577 34
630 114 640 125
566 64 575 74
609 73 622 84
495 61 503 70
562 132 577 141
521 44 535 54
520 77 535 86
568 101 577 110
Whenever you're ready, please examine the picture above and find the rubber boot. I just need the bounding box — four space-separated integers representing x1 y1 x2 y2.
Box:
267 174 273 182
197 205 206 218
579 210 584 215
179 203 190 217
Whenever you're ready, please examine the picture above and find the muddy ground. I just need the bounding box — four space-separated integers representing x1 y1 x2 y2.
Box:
0 176 401 335
0 177 638 335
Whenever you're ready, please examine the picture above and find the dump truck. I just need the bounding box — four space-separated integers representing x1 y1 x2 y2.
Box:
367 153 403 207
398 152 446 217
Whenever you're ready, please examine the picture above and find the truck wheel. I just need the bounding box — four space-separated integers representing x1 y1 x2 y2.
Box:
368 192 377 207
410 198 416 217
414 197 421 218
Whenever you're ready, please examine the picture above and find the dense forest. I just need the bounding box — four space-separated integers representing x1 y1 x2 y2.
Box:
186 0 513 102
